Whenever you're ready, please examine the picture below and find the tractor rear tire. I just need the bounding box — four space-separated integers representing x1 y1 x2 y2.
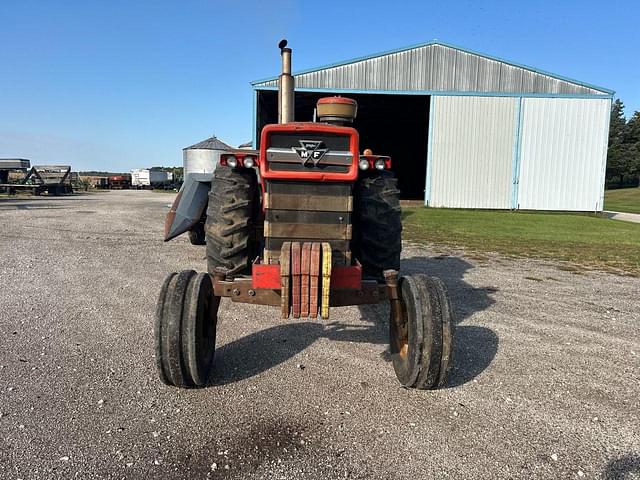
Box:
354 170 402 279
205 165 258 277
390 274 453 389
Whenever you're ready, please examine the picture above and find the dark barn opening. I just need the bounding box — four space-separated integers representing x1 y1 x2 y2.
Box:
256 90 430 199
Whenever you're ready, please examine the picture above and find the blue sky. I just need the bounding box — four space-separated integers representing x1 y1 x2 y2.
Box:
1 0 638 172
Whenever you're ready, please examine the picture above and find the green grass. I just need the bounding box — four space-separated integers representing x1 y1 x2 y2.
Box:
402 207 640 275
604 188 640 214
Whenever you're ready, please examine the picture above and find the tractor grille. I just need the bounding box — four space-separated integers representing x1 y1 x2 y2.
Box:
268 132 350 150
265 132 353 174
263 180 353 266
268 162 349 173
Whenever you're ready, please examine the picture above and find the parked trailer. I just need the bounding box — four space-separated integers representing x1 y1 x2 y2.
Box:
131 169 170 189
95 177 109 189
0 158 31 193
1 165 74 195
108 175 131 190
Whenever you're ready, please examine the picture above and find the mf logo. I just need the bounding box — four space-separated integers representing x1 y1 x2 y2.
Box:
292 140 328 166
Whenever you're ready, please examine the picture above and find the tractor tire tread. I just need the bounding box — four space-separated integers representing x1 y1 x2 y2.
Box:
205 165 257 277
354 170 402 279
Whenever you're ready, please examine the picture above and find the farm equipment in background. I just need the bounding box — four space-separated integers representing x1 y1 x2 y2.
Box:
94 177 110 189
131 168 172 189
0 158 30 194
156 40 454 390
108 175 131 190
24 165 73 195
91 174 132 190
1 165 74 195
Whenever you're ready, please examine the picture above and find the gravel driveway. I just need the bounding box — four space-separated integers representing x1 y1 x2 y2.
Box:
0 191 638 479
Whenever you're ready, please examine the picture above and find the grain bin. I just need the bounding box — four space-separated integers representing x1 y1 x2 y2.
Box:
183 136 233 175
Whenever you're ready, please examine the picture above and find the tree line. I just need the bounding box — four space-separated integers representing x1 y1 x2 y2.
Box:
608 99 640 188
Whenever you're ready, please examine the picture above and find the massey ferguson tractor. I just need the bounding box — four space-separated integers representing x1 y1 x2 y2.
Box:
156 40 453 390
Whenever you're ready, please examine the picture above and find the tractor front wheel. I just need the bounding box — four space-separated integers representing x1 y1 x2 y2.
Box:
390 274 454 389
154 270 219 388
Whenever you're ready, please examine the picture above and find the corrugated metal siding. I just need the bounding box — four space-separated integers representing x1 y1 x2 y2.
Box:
255 44 604 95
516 98 610 211
429 96 517 208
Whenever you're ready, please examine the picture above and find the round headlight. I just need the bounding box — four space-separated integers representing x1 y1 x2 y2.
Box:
243 156 254 168
374 159 385 170
358 159 370 170
226 155 238 168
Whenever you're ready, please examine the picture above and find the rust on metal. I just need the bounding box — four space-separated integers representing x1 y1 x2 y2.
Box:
264 180 353 267
264 248 349 266
264 222 352 240
301 243 311 317
212 268 227 284
384 270 407 359
280 242 291 318
266 209 351 225
209 252 390 319
330 281 386 306
291 242 301 318
163 191 184 241
310 243 321 318
383 270 400 300
214 278 281 305
264 192 353 212
212 277 385 308
321 243 332 319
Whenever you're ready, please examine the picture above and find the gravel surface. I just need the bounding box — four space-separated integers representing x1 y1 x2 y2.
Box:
0 190 639 480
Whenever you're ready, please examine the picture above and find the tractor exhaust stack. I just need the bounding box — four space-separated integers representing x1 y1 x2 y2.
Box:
278 39 294 124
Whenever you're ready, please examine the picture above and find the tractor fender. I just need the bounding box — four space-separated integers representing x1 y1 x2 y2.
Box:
164 173 213 241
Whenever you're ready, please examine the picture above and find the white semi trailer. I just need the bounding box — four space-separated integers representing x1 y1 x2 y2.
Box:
131 169 171 188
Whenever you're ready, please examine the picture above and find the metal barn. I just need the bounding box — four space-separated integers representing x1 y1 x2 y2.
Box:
251 41 613 211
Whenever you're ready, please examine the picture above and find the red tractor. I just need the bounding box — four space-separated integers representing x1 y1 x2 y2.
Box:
157 40 453 390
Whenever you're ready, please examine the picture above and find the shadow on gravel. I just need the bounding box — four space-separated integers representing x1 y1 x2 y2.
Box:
210 255 498 388
0 201 69 211
0 195 89 210
211 322 324 386
603 455 640 480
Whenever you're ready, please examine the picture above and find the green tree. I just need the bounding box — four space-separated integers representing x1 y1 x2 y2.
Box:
609 99 626 147
606 100 640 187
607 99 628 186
624 111 640 186
625 111 640 143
